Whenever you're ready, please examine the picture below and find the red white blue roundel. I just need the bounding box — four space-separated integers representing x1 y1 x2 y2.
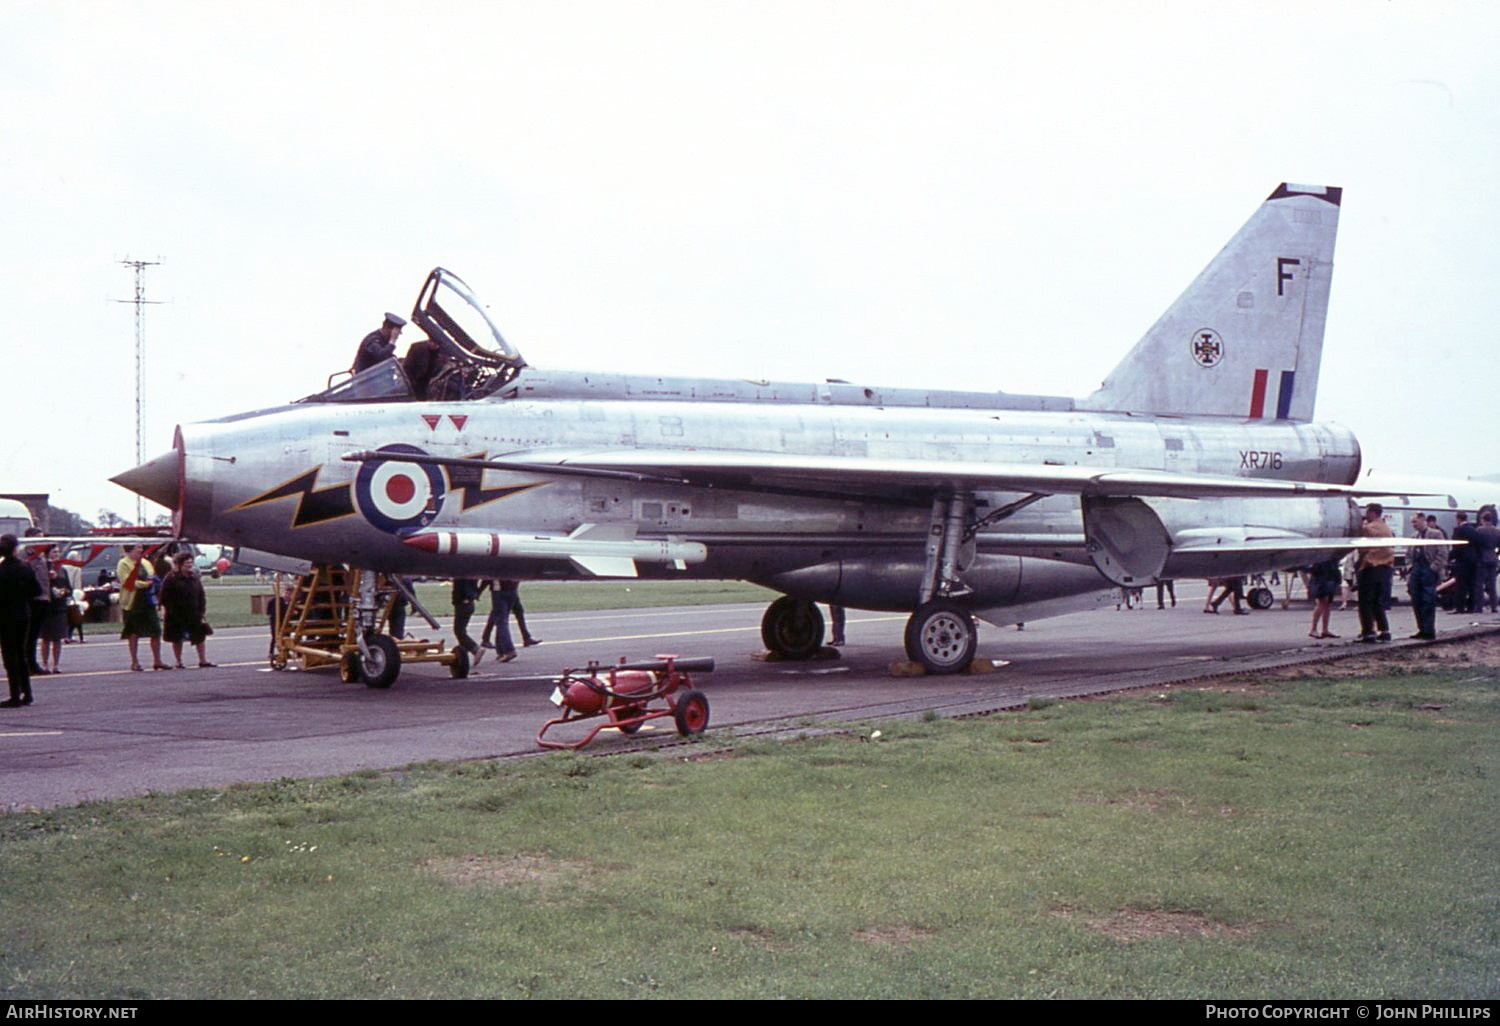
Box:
354 444 446 534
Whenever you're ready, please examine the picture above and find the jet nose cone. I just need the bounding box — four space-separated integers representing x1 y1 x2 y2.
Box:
111 449 182 510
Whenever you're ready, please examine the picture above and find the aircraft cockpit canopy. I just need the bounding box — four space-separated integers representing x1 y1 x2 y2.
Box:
414 267 525 378
306 358 414 403
299 267 527 405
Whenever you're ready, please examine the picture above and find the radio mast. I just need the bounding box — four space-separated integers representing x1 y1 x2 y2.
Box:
115 258 162 526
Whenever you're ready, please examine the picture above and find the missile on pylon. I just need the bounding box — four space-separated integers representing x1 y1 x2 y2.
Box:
399 523 708 578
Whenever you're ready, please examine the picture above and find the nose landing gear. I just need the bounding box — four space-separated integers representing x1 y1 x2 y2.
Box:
270 565 463 687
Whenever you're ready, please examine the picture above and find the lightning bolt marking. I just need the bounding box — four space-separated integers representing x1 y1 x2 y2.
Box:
228 466 357 528
448 452 548 512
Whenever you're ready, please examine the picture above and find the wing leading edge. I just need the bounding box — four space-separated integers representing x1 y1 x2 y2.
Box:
345 448 1383 502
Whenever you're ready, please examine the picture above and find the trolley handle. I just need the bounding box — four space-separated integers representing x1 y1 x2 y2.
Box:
614 656 716 674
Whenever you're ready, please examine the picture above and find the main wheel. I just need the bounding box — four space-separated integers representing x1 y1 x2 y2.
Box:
356 634 401 689
449 645 470 679
760 596 824 659
904 600 978 675
673 689 710 736
1248 586 1275 610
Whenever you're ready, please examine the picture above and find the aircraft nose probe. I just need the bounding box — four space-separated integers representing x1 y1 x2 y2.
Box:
110 448 182 511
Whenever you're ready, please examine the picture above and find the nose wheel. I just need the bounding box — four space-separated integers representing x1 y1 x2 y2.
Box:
355 634 402 689
904 599 977 675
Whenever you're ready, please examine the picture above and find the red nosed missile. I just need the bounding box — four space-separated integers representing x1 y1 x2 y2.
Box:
399 524 707 578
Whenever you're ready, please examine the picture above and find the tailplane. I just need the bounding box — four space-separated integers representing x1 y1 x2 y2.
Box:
1081 183 1341 422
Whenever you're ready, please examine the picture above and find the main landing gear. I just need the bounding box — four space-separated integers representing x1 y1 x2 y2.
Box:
903 599 978 674
760 596 825 660
759 592 980 676
899 491 985 674
760 490 1018 674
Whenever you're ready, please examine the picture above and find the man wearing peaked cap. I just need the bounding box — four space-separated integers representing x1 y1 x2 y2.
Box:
352 311 407 374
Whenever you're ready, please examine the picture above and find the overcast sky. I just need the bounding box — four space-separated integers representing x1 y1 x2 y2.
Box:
3 0 1497 521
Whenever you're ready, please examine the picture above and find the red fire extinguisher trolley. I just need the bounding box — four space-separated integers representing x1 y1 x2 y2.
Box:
536 654 714 750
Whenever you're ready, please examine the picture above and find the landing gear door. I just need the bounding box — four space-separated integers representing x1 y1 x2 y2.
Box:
411 268 527 386
1082 495 1172 587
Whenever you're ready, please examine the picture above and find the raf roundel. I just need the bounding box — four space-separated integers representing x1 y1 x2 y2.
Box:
354 444 447 534
1190 328 1225 368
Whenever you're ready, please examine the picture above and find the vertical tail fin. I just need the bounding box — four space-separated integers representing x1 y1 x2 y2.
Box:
1081 183 1341 421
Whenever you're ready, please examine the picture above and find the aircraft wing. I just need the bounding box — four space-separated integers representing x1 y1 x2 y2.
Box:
19 534 176 551
1173 535 1458 555
348 448 1385 503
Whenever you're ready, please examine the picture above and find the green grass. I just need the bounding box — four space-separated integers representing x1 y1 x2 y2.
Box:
80 578 777 634
2 664 1497 998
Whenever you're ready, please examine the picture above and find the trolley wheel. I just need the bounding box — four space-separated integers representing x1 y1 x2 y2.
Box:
1248 586 1275 610
760 596 824 659
674 688 710 736
339 651 360 684
356 634 401 689
269 654 288 671
449 645 470 679
904 599 977 675
611 703 646 734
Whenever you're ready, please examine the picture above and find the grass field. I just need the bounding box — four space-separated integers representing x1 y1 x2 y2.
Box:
3 644 1497 998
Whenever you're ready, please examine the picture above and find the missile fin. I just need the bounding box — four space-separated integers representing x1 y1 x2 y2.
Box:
570 523 637 541
570 555 639 578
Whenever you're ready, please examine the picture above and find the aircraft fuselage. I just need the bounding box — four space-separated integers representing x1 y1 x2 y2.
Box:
171 392 1362 622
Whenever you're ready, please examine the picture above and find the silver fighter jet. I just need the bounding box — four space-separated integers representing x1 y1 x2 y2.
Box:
115 183 1401 677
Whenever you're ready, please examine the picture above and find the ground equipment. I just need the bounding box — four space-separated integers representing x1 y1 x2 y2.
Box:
537 654 714 749
268 566 465 686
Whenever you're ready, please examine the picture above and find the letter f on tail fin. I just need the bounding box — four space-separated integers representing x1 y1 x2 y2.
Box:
1081 183 1341 422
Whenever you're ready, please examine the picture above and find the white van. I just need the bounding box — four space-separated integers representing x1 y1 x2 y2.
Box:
0 498 34 537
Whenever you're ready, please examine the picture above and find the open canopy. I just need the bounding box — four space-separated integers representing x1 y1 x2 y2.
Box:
301 268 527 404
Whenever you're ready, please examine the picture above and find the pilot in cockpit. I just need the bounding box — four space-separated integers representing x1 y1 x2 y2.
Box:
402 334 450 399
306 270 524 404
